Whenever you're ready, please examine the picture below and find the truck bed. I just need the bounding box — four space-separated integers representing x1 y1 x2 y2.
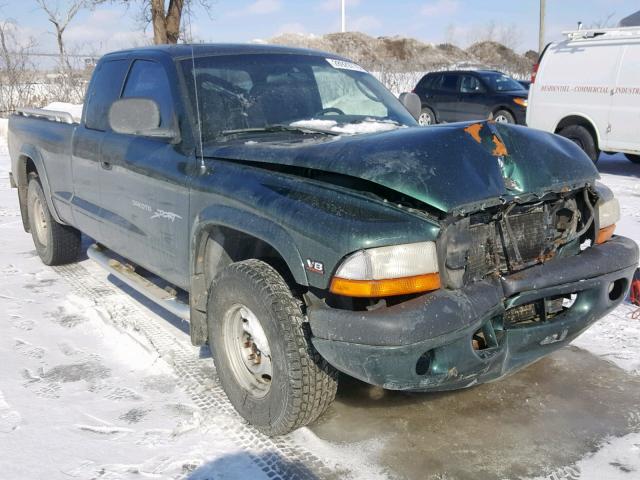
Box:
8 112 78 226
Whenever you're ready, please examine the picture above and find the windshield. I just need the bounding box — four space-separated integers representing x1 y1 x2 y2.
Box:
180 53 416 144
481 72 526 92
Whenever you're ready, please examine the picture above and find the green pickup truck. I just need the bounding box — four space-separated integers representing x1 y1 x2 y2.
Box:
8 44 638 435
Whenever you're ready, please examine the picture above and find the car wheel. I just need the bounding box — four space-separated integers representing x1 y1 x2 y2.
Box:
26 173 81 266
207 259 338 436
493 109 515 124
625 154 640 164
418 107 436 126
557 125 600 164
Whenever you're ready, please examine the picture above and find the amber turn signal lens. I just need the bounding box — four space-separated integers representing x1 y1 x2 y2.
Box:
513 97 528 107
329 273 441 298
596 224 616 244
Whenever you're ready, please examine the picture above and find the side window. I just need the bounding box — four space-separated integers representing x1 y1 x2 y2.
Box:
440 74 459 92
417 74 433 91
428 74 443 91
460 75 482 93
84 59 128 131
122 60 173 127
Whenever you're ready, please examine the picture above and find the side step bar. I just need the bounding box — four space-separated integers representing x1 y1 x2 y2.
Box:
87 244 190 321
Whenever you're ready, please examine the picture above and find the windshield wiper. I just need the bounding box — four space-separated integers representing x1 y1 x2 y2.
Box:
220 124 340 137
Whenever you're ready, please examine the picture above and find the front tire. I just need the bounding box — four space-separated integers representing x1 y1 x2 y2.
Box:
558 124 599 164
625 153 640 164
207 259 337 436
26 173 81 265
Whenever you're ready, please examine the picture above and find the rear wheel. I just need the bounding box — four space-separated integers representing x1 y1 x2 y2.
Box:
625 153 640 164
207 259 337 436
418 107 436 126
26 173 81 265
558 124 599 164
493 109 515 124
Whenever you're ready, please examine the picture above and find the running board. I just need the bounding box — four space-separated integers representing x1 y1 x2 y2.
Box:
87 244 190 321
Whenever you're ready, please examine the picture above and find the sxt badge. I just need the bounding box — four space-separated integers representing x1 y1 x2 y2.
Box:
305 259 324 274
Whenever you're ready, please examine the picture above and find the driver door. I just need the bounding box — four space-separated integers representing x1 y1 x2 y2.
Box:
99 59 191 288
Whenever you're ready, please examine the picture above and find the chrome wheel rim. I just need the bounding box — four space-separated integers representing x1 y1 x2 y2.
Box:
222 303 272 398
418 112 432 126
32 196 48 246
494 114 510 123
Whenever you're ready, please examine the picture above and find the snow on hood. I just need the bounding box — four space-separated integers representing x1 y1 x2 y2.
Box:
44 102 83 123
290 118 400 135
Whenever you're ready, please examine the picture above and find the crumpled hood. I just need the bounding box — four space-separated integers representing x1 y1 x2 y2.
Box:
204 121 599 213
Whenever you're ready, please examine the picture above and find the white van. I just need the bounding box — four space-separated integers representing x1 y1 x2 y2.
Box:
527 27 640 164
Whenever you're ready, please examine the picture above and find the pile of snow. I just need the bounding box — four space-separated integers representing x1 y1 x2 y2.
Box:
43 102 83 123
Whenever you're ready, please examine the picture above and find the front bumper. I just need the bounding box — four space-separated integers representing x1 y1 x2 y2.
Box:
308 236 639 391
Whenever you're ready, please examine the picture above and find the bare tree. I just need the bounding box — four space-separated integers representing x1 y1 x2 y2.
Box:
150 0 183 44
0 19 40 114
589 12 617 29
497 23 522 51
466 21 522 50
443 23 456 46
34 0 96 71
117 0 213 44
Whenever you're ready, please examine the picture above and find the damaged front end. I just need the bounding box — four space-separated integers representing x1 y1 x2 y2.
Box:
308 173 637 392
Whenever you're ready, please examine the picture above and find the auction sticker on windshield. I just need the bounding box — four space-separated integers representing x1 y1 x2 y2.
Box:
325 58 367 73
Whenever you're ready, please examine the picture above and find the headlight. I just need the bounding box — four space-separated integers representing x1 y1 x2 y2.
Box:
329 242 440 297
513 97 528 107
596 185 620 244
596 197 619 244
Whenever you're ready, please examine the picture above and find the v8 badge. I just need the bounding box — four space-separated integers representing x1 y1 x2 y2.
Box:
305 259 324 274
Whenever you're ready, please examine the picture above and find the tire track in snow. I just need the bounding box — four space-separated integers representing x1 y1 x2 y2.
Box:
53 262 340 480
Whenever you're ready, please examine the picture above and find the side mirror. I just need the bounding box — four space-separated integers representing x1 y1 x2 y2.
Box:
108 98 179 142
399 92 421 122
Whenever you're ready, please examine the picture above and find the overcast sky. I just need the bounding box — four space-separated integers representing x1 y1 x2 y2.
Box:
3 0 639 57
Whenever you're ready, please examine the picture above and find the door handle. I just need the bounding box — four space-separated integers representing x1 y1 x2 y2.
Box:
100 161 112 170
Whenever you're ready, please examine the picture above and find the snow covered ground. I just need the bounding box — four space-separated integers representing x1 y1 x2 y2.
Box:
0 127 385 479
0 122 638 479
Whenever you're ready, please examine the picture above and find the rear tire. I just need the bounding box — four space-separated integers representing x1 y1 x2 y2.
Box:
625 154 640 164
418 107 436 126
207 259 337 436
558 124 599 164
26 173 81 266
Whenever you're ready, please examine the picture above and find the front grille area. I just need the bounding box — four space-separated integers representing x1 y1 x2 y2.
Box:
459 197 583 284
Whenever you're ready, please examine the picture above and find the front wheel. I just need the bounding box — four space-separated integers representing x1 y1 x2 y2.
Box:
26 173 81 265
207 259 337 436
625 153 640 164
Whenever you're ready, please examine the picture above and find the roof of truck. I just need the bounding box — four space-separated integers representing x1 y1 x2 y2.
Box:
103 43 349 61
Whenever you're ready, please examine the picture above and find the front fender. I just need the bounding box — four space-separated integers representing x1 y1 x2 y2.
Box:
191 204 308 286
